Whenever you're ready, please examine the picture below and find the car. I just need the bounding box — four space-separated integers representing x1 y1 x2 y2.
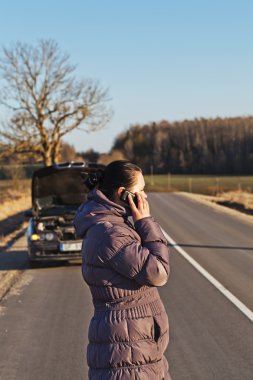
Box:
25 161 104 263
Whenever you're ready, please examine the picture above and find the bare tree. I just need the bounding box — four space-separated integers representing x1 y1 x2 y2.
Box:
59 141 78 162
0 40 112 165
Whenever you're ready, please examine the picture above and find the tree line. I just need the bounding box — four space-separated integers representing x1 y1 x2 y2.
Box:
112 117 253 175
3 116 253 176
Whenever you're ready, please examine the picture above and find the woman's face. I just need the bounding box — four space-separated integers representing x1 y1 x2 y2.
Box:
129 171 147 198
114 170 147 206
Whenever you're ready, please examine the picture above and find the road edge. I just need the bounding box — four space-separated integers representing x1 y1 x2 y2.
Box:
178 191 253 225
0 270 24 301
0 224 28 302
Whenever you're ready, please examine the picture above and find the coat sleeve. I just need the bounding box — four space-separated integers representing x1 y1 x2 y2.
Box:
106 217 170 287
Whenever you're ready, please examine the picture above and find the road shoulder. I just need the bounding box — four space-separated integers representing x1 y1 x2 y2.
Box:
178 191 253 225
0 224 28 301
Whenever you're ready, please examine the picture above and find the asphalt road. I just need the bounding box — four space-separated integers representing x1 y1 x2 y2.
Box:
0 193 253 380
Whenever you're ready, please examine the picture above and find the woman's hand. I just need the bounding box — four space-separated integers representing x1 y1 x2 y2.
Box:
128 192 150 222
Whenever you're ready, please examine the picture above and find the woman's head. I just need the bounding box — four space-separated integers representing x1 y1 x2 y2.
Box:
99 160 144 200
87 160 146 203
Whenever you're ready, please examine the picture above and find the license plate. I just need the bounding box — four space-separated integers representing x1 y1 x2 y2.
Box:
60 242 82 252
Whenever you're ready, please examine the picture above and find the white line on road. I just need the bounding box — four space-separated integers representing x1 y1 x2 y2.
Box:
162 228 253 323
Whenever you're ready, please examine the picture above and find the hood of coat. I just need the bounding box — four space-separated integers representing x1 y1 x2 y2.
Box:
74 188 129 237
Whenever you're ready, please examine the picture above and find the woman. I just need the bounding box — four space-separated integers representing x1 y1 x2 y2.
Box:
74 160 172 380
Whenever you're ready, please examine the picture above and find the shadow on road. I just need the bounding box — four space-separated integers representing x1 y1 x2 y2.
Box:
0 211 26 237
0 250 29 270
0 229 27 252
27 260 81 270
0 248 81 270
0 223 81 271
0 232 81 271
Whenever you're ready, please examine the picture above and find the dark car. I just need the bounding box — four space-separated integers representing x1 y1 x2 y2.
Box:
25 162 104 263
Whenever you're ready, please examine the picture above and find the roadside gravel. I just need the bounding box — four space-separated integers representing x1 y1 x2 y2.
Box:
0 270 24 301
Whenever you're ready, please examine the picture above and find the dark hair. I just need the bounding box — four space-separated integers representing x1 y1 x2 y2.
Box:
83 168 105 191
86 160 142 200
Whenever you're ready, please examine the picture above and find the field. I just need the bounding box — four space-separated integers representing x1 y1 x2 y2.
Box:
1 176 253 213
1 176 253 200
144 175 253 195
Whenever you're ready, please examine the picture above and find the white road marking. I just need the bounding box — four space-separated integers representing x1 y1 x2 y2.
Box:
162 228 253 323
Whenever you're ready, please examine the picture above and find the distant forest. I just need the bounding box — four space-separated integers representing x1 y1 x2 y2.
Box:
112 116 253 175
1 116 253 177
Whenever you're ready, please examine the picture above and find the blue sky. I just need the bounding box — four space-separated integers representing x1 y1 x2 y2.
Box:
0 0 252 152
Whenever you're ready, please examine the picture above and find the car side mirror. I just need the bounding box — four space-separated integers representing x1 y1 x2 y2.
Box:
24 209 33 217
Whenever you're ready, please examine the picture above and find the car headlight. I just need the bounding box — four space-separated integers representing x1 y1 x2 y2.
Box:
45 232 55 241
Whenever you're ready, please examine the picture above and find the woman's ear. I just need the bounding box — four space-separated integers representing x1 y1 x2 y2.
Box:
117 186 125 197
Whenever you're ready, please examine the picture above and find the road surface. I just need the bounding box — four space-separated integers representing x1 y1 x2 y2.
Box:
0 192 252 379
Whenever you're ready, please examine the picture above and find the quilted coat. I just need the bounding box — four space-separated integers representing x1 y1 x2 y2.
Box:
74 188 172 380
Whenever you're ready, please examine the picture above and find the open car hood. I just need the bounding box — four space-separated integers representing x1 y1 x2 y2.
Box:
31 163 102 216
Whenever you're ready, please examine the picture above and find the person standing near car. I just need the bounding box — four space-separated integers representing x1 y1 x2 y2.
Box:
74 160 172 380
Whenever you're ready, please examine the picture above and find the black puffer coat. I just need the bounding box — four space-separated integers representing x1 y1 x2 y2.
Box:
74 189 172 380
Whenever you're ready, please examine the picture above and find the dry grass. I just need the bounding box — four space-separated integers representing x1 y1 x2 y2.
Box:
0 192 31 222
217 190 253 210
0 179 31 222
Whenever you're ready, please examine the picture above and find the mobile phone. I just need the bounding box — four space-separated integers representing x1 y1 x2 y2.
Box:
120 189 138 207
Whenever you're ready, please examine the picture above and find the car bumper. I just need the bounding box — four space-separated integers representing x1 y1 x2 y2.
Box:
28 240 83 261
